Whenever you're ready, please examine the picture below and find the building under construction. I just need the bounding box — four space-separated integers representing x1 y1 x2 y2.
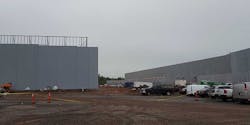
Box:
125 48 250 85
0 35 98 90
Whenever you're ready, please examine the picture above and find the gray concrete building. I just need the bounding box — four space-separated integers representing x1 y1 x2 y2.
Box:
0 35 98 90
125 48 250 85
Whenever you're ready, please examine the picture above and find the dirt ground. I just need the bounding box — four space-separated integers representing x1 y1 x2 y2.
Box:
1 87 250 125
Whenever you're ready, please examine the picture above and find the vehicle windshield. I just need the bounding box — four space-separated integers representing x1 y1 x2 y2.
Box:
218 86 232 89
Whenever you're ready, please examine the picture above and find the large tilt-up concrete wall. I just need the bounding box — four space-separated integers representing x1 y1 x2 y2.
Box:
125 48 250 85
231 49 250 83
0 44 98 90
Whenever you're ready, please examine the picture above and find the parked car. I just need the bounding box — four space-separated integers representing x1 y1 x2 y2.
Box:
197 87 210 97
141 85 177 96
179 87 186 95
0 88 4 93
124 82 134 88
209 85 233 101
186 85 210 96
233 82 250 103
208 86 216 98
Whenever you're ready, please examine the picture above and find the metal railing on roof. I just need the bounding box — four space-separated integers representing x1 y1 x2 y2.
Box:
0 35 88 47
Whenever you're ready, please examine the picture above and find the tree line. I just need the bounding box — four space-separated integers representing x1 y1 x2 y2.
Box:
98 74 124 85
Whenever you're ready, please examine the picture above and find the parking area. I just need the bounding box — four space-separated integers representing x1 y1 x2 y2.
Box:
1 88 250 125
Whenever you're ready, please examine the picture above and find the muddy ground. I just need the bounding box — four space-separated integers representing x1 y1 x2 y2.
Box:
0 87 250 125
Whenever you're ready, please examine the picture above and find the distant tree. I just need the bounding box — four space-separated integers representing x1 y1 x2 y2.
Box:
98 74 125 85
117 77 125 80
98 74 106 85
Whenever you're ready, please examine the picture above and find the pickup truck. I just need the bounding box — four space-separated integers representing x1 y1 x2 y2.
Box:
209 85 233 101
141 85 177 96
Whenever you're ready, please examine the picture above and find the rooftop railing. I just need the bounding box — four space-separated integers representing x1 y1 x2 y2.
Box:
0 35 88 47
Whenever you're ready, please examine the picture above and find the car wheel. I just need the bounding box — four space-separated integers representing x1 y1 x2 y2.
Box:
211 96 215 99
232 98 236 103
214 95 218 99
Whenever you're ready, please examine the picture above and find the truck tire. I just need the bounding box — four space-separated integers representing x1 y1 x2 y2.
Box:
232 98 237 103
239 99 247 104
222 98 227 102
215 95 218 99
210 96 215 99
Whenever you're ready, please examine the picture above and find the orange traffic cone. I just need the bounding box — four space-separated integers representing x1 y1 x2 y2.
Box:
48 92 51 103
32 93 35 104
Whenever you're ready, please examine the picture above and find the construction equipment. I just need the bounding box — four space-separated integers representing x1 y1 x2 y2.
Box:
0 83 12 92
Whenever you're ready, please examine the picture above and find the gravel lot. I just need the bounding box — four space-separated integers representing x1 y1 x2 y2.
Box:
1 88 250 125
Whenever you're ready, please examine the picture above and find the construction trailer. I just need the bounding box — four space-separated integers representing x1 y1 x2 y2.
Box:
125 48 250 85
0 35 98 90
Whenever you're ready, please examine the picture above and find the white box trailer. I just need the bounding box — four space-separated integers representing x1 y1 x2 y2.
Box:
134 82 153 88
186 85 210 96
233 82 250 102
175 80 187 87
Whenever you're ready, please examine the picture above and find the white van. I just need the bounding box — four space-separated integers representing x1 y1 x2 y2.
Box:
233 82 250 103
186 85 210 96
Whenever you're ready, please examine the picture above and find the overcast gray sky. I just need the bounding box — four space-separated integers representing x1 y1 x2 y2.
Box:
0 0 250 77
